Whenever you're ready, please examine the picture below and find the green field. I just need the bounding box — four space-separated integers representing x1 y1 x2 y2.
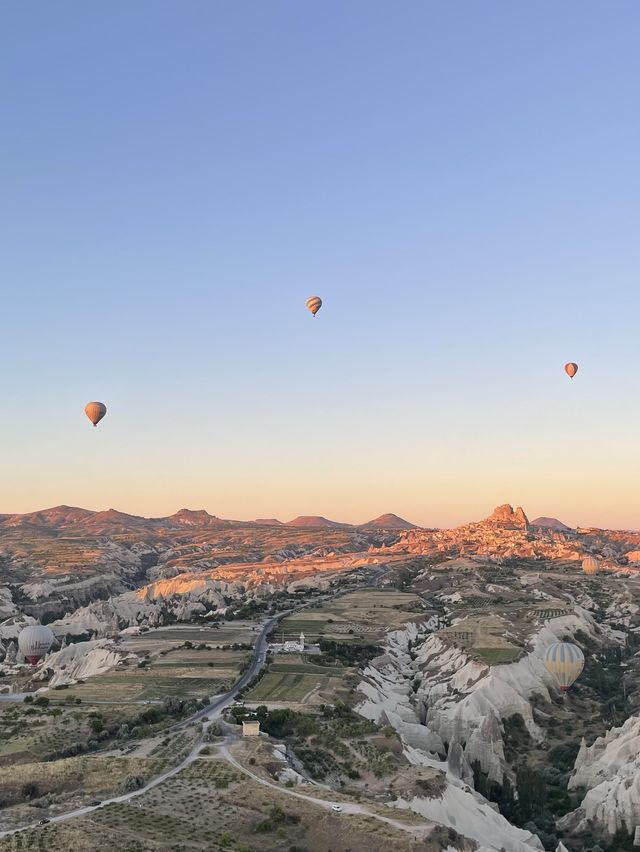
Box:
245 671 324 702
473 647 522 664
244 653 349 703
58 671 226 703
121 623 258 651
52 645 249 706
270 661 344 676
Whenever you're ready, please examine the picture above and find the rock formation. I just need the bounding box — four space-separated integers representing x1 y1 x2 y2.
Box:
559 715 640 839
487 504 529 530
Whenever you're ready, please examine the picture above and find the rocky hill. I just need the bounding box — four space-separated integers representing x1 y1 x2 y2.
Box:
531 517 572 531
360 513 417 529
284 515 351 528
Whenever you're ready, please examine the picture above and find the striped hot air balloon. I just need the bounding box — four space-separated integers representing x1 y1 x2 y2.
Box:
85 401 107 427
582 556 600 575
564 362 578 379
18 624 55 665
305 296 323 317
543 642 584 692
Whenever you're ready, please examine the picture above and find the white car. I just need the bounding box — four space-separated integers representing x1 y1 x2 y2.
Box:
331 805 342 813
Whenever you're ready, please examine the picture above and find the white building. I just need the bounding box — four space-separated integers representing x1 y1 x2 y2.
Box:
270 631 306 654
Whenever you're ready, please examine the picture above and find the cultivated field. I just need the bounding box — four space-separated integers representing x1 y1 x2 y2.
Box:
120 622 258 651
438 614 523 664
0 700 148 765
0 756 428 851
246 671 330 703
57 635 252 705
0 755 170 831
278 589 424 642
245 652 351 705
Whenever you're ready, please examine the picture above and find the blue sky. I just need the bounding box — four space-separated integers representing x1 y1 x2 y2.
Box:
1 2 639 527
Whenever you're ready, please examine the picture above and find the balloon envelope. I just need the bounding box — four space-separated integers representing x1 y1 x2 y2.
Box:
305 296 322 316
18 624 55 665
543 642 584 691
85 401 107 427
582 556 600 575
564 362 578 379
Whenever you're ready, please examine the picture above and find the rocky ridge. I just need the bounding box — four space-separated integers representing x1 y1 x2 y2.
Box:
559 715 640 839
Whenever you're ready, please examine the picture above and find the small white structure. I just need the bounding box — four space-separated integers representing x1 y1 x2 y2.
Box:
242 720 261 737
283 631 305 653
270 631 306 654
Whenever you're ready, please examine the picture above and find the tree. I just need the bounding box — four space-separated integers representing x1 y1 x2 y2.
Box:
21 782 39 800
516 766 546 819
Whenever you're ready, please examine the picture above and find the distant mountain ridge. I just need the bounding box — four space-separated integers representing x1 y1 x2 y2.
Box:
0 506 420 533
0 503 594 535
0 505 94 529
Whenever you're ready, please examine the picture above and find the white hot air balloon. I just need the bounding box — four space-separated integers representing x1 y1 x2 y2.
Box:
18 624 55 665
543 642 584 692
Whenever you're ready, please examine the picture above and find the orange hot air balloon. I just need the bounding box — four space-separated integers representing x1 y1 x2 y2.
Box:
85 402 107 427
564 362 578 379
305 296 323 317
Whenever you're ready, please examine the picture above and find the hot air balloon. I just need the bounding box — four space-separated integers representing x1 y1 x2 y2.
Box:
85 402 107 427
543 642 584 692
18 624 55 665
582 556 600 575
305 296 322 317
564 362 578 379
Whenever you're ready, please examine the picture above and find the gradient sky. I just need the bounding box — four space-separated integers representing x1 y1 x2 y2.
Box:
1 2 639 529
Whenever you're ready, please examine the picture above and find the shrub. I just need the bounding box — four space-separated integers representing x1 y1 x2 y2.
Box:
120 775 146 793
21 783 39 800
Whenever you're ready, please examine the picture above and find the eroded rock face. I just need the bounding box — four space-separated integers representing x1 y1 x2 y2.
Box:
50 579 232 636
43 640 127 688
488 505 530 530
393 786 544 852
0 587 17 619
357 610 604 786
559 715 640 839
